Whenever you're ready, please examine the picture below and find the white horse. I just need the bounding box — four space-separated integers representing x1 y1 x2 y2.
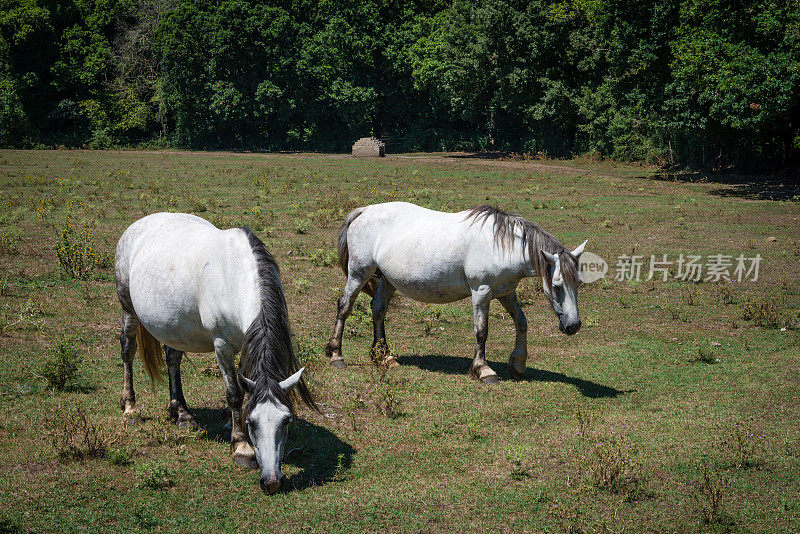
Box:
325 202 587 384
115 212 315 494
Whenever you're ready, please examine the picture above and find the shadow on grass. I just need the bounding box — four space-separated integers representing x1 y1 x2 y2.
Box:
644 170 800 201
396 354 632 399
190 408 355 492
284 420 355 492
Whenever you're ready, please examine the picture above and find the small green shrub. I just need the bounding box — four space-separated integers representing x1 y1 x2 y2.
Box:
347 293 372 337
41 335 82 390
310 248 337 267
106 448 132 467
690 346 718 364
0 226 20 254
53 221 103 279
293 277 312 293
134 460 176 489
293 217 310 234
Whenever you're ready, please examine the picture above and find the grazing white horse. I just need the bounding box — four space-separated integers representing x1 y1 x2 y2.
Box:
115 212 315 493
326 202 587 384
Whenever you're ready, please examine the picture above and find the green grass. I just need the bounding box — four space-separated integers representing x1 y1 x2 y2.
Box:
0 149 799 532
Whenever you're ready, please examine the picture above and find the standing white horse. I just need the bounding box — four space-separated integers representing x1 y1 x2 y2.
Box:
115 213 315 494
326 202 587 384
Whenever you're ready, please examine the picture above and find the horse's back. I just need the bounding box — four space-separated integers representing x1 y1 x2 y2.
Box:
348 203 481 302
116 213 259 353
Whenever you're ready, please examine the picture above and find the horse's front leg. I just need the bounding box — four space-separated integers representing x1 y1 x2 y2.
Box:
468 286 499 384
164 346 198 428
370 277 397 367
326 267 375 368
214 339 256 469
498 292 528 380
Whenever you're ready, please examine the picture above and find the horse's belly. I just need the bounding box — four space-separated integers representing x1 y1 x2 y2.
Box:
129 268 215 353
381 267 470 304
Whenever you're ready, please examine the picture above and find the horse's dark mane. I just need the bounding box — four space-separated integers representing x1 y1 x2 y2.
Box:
238 227 317 420
465 205 580 291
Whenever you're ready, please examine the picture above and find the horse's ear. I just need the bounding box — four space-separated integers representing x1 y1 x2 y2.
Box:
238 373 256 394
280 367 305 391
572 240 588 258
541 249 558 264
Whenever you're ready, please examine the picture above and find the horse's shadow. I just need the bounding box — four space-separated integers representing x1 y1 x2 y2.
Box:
396 354 632 399
191 407 355 492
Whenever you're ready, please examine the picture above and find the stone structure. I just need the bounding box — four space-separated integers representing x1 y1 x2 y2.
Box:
351 137 386 157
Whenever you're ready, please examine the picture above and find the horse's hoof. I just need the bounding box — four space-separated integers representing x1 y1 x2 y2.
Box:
384 356 400 368
509 369 525 381
177 416 199 429
481 375 500 385
330 358 346 369
122 404 138 416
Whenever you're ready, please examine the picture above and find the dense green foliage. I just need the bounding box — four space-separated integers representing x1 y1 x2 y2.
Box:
1 0 799 168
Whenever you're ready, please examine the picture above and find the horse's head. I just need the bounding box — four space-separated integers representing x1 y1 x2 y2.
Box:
238 368 305 494
541 240 587 335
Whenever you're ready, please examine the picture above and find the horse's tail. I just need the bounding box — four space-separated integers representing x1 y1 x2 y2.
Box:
240 228 318 413
337 207 379 296
136 323 165 383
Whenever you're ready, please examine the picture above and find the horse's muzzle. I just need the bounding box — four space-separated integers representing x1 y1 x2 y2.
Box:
260 474 285 494
559 317 581 335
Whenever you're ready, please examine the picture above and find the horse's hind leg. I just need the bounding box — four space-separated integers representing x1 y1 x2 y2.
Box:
164 346 198 428
498 291 528 380
370 277 397 367
325 266 376 368
119 311 138 414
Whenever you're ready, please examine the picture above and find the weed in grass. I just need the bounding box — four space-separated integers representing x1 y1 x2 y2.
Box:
714 283 736 305
45 406 114 461
106 447 133 467
689 459 728 525
293 277 312 293
722 419 765 469
0 298 44 336
41 334 82 390
294 337 318 365
575 408 601 438
551 501 586 534
506 446 533 480
682 285 696 305
53 220 104 279
740 298 783 328
689 345 719 364
310 248 337 267
347 294 372 337
411 306 446 336
0 226 20 254
580 435 639 497
0 278 6 296
293 217 311 234
369 342 403 419
134 460 177 490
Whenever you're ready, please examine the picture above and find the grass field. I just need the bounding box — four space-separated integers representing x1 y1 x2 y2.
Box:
0 150 798 532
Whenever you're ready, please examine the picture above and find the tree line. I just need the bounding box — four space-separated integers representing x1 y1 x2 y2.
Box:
1 0 799 170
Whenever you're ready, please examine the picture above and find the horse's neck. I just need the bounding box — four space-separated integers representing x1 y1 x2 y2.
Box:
504 234 537 278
